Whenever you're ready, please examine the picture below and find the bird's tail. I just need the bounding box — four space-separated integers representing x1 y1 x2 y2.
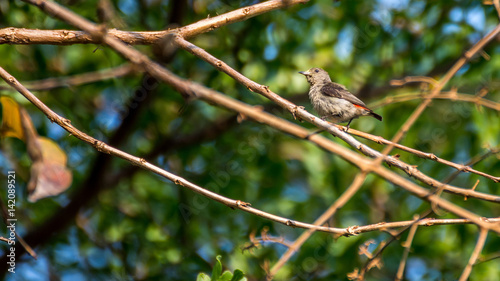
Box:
370 111 382 121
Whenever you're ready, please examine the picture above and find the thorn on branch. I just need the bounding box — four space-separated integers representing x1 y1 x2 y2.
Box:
405 165 417 176
476 87 489 98
261 85 270 93
93 140 105 152
292 105 304 121
461 166 471 173
285 220 296 227
465 179 480 201
345 226 359 236
215 60 223 68
236 200 251 208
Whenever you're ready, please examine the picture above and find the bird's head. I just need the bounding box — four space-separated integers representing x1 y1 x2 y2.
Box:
298 67 332 85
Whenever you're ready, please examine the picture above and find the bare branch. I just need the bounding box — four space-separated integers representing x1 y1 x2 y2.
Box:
390 76 438 86
0 28 166 45
0 64 135 91
458 228 488 281
173 36 500 201
395 215 420 281
3 60 499 235
269 172 368 279
371 91 500 112
0 194 37 259
0 0 309 45
444 147 500 183
177 0 309 39
381 23 500 156
494 0 500 19
345 126 500 183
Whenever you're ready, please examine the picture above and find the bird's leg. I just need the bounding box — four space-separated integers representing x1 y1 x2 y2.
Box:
345 119 353 132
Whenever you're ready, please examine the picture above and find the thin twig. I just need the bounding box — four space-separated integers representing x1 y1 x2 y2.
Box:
0 64 135 91
358 210 432 280
370 91 500 112
443 147 500 184
380 23 500 156
268 172 368 279
390 76 438 86
0 195 37 259
344 126 500 183
458 228 488 281
494 0 500 19
395 215 420 281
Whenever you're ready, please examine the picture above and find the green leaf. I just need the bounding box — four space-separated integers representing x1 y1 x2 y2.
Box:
230 269 245 281
196 273 211 281
219 271 233 281
211 255 223 281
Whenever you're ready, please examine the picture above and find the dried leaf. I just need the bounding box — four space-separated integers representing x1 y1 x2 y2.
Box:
38 137 68 165
28 160 72 202
0 96 25 140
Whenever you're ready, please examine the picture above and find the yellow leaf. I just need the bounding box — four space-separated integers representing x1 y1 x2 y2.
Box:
37 137 68 165
0 96 25 140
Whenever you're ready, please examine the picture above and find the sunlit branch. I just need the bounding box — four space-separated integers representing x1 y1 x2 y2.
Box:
173 36 500 200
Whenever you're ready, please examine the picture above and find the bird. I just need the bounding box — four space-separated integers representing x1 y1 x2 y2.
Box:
299 67 382 130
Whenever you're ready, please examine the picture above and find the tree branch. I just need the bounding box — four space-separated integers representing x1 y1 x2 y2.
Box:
2 63 499 234
0 63 135 91
0 0 309 45
372 90 500 112
269 172 368 279
173 36 500 200
380 23 500 156
458 228 488 281
395 215 420 281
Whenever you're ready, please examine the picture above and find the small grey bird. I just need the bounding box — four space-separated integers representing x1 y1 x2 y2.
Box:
299 67 382 129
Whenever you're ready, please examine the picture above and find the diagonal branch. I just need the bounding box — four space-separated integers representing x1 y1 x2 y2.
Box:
345 126 500 183
16 0 500 238
380 23 500 156
395 215 420 281
371 90 500 112
2 56 500 235
173 36 500 201
0 63 135 91
458 228 488 281
268 172 368 279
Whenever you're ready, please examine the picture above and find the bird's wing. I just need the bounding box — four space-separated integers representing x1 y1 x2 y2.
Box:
320 82 368 108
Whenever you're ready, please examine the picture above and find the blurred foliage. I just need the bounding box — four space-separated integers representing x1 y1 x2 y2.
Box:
0 0 499 280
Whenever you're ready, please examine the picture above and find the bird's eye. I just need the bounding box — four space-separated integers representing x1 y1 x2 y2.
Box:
315 69 319 73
